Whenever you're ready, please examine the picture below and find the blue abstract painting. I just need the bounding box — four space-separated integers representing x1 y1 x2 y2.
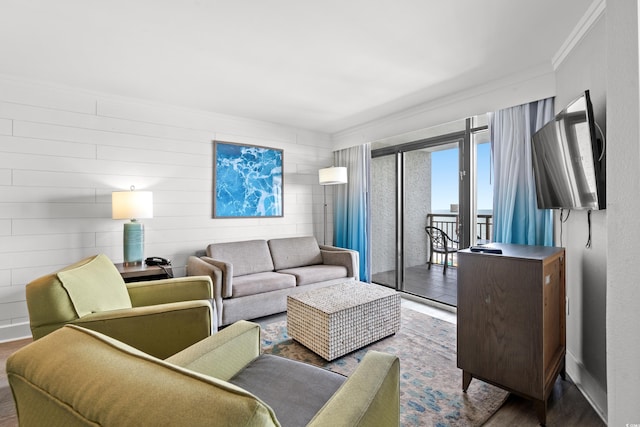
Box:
214 141 283 217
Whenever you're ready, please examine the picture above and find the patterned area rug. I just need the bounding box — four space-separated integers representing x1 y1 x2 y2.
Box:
261 307 508 427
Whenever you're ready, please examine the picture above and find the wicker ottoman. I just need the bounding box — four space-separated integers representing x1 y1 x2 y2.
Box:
287 281 401 361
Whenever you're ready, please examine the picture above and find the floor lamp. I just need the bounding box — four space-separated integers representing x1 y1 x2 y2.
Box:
112 186 153 266
318 166 348 245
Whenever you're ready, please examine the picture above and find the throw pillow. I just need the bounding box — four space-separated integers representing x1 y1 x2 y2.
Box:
58 254 132 317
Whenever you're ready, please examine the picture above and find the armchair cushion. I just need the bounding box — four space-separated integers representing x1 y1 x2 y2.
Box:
268 236 323 270
57 254 131 317
229 354 346 427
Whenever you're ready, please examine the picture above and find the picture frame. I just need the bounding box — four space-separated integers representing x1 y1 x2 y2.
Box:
213 141 284 218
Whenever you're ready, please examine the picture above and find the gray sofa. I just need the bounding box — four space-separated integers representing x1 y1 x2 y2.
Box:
187 236 359 326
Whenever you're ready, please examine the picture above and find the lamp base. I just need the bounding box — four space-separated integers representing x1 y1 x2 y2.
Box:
123 221 144 265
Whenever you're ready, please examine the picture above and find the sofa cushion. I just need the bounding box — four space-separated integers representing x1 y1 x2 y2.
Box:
57 254 132 317
268 236 323 271
231 272 296 298
207 240 274 277
229 354 346 427
277 265 348 286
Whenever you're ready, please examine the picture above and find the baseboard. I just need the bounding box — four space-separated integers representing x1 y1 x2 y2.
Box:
566 349 608 424
401 292 457 313
0 322 32 343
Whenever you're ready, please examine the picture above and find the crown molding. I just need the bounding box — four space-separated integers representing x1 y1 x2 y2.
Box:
552 0 606 70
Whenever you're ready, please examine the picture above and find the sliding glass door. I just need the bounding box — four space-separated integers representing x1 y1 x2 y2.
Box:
370 118 491 307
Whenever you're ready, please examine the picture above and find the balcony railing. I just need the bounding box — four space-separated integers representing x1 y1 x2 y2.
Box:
426 213 493 266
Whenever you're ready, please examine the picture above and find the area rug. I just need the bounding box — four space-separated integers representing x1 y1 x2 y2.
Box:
261 307 508 427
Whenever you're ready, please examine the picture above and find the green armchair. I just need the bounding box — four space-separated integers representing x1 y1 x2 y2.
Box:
7 321 400 426
26 254 215 358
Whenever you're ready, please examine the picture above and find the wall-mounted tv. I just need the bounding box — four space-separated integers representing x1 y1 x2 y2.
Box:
531 90 605 210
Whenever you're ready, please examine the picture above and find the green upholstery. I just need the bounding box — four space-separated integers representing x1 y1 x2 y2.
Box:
26 254 215 358
166 319 261 381
7 322 401 427
57 253 131 316
7 325 279 427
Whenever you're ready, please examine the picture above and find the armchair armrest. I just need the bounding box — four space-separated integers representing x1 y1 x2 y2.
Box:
166 320 261 381
320 247 360 281
126 275 213 307
71 300 213 359
308 351 400 427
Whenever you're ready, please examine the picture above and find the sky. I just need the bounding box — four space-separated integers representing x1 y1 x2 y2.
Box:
431 142 493 212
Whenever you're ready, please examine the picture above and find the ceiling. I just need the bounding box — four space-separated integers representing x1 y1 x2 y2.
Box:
1 1 592 134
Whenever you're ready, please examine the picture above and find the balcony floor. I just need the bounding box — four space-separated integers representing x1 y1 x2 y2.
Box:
371 263 458 307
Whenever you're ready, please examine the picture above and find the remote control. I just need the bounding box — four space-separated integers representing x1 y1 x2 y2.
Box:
470 246 503 254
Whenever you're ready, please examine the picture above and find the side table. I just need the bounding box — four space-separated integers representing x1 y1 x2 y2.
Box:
115 263 174 283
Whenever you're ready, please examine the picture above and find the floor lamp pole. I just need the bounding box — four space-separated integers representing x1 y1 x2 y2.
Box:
318 166 347 246
323 185 328 245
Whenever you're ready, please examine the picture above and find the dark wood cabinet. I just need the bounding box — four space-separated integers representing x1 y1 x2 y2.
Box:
457 243 565 425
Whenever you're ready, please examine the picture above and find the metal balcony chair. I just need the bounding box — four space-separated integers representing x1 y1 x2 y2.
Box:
425 226 459 274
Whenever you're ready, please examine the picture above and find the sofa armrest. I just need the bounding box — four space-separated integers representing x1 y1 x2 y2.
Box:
187 256 231 297
126 276 213 307
320 247 360 281
71 301 214 359
166 320 261 381
308 350 400 427
186 256 225 325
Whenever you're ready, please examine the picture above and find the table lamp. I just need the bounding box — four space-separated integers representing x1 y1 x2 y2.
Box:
112 186 153 266
319 166 348 245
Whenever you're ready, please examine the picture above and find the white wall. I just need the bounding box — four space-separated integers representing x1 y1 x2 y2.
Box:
606 0 640 424
553 12 608 420
0 76 334 341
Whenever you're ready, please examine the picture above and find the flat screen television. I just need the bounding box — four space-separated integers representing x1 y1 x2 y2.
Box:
531 90 605 210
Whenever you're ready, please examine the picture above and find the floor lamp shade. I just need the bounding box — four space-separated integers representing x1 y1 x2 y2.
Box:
318 167 348 245
319 167 348 185
112 189 153 265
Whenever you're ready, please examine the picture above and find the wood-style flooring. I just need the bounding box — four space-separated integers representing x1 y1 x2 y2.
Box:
0 337 29 427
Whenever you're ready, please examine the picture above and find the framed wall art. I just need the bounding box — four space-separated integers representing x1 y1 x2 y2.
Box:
213 141 283 218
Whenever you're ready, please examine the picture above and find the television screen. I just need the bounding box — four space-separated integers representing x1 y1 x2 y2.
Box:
531 90 605 210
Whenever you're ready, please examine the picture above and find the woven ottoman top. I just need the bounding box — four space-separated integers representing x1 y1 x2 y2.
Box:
288 281 396 314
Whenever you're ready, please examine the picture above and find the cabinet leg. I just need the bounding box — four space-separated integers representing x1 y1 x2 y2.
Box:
534 399 547 426
462 371 472 392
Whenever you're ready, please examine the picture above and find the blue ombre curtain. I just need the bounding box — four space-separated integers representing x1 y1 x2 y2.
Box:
489 98 554 246
333 144 371 282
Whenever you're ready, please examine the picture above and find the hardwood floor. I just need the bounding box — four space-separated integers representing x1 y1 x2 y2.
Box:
0 337 30 427
484 376 605 426
0 314 605 426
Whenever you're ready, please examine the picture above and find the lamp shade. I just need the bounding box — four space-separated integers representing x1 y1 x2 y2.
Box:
112 190 153 220
319 167 348 185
